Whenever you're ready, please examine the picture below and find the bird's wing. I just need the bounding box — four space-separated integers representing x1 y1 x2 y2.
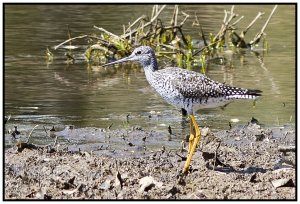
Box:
164 68 261 100
162 68 224 99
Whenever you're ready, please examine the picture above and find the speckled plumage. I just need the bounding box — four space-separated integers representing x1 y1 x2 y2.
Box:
104 46 262 115
103 46 262 173
147 67 261 115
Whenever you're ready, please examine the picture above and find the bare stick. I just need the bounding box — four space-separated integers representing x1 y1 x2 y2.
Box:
26 125 39 143
67 24 72 46
53 135 58 147
261 5 278 34
230 11 264 48
88 35 117 48
192 13 200 26
214 6 236 42
250 5 278 46
151 5 156 19
56 34 113 51
223 9 228 23
160 43 185 55
122 5 166 38
93 25 124 41
243 12 264 35
200 24 208 46
178 28 188 46
155 5 159 16
192 14 208 45
179 11 190 26
169 5 178 38
230 5 235 15
140 19 145 34
170 5 178 27
123 24 126 36
125 15 147 33
54 35 88 50
174 5 178 26
231 15 244 27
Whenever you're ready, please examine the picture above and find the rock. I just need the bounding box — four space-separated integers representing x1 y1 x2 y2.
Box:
132 125 143 131
99 179 112 190
139 176 162 193
127 142 134 147
271 178 294 188
139 176 155 192
3 122 296 199
250 117 259 124
62 184 83 195
278 146 295 153
201 127 211 136
255 133 265 141
249 173 259 183
202 151 215 161
167 185 180 195
234 136 241 141
272 168 294 174
115 171 123 190
35 188 52 200
231 161 245 168
68 176 75 185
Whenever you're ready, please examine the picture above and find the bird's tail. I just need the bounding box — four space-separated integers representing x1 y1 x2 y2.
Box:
223 86 262 100
246 89 262 97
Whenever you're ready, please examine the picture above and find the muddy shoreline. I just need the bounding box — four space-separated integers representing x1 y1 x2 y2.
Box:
4 122 295 200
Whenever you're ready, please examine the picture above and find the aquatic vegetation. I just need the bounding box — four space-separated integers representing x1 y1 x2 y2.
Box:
52 5 277 73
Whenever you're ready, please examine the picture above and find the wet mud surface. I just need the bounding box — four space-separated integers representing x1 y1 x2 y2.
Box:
4 122 295 200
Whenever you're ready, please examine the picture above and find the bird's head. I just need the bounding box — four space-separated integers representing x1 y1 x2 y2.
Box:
102 46 157 70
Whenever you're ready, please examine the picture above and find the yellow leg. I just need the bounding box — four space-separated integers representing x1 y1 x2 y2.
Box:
183 115 201 174
188 117 195 154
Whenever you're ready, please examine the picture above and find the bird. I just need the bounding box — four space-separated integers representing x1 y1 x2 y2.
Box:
102 46 262 174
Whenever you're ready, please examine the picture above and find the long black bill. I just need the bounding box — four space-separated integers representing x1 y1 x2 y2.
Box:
102 56 131 67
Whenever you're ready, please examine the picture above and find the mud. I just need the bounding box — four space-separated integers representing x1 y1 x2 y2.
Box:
4 122 295 200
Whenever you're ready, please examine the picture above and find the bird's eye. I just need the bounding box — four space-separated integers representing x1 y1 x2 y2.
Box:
136 51 141 55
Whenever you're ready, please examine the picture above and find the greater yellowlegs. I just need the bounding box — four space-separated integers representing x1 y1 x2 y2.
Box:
102 46 262 174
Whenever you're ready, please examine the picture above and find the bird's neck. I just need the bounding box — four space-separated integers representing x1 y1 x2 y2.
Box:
141 56 158 72
144 65 158 89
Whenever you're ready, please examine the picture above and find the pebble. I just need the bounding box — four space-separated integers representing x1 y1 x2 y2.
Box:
139 176 163 193
271 178 294 188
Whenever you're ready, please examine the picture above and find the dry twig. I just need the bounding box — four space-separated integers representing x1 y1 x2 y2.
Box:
26 125 39 143
249 5 278 46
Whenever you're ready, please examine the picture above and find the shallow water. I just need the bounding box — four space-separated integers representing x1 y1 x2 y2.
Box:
4 4 295 148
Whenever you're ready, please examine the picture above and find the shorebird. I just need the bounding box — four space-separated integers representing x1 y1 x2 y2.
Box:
102 46 262 174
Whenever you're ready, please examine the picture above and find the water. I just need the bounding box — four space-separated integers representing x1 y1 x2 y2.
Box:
4 4 295 147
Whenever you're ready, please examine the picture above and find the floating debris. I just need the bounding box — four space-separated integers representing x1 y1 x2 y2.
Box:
230 118 240 123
